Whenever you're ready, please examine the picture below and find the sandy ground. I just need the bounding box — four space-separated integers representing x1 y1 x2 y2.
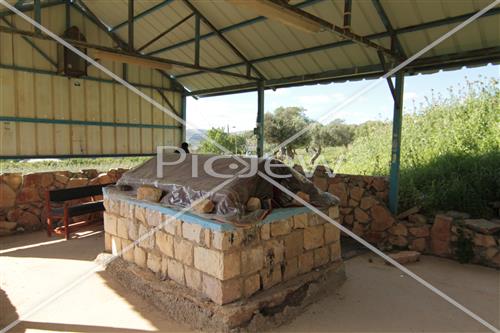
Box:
1 227 498 333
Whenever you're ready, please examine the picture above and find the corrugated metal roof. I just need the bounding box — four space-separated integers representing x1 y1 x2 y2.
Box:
78 0 499 95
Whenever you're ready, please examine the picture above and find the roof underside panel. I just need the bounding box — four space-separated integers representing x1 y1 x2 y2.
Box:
71 0 499 95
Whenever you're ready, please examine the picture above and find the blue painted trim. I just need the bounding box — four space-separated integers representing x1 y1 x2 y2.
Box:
103 188 313 232
0 116 182 130
147 0 324 56
111 0 174 32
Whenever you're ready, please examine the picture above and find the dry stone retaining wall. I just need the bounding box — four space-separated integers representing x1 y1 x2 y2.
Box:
0 168 127 234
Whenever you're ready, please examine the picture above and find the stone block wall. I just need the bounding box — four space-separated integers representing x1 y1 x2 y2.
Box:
0 168 127 234
103 195 342 305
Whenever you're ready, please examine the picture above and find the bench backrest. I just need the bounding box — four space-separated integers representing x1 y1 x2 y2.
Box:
47 184 113 202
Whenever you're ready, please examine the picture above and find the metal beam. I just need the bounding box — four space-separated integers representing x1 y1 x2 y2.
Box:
176 6 500 79
256 81 265 157
181 94 187 141
156 88 176 114
388 72 404 214
194 14 200 66
34 0 41 34
1 17 57 69
377 51 395 100
371 0 405 57
65 0 70 29
182 0 266 79
1 153 157 160
0 0 64 18
128 0 134 52
343 0 352 30
137 13 194 52
0 63 182 92
110 0 174 32
147 0 323 56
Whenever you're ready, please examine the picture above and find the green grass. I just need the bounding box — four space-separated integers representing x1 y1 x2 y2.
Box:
294 77 500 217
0 157 150 174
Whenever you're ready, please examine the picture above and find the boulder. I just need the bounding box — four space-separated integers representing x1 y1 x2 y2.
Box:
388 251 420 265
66 178 89 188
16 186 39 204
389 223 408 236
292 191 310 205
397 206 419 220
0 183 16 208
328 183 348 206
246 197 261 212
1 173 22 190
354 207 370 223
409 226 430 238
473 234 497 248
371 204 395 231
360 196 378 210
18 211 41 230
312 177 328 192
371 178 387 192
464 219 500 235
0 221 17 230
389 235 408 247
136 186 163 202
430 214 453 256
408 213 427 225
350 186 365 201
194 199 215 214
410 238 427 252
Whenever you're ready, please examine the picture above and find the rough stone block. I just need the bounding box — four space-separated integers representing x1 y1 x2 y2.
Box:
147 253 162 273
194 247 240 280
246 197 261 212
473 234 496 247
388 251 420 265
134 206 146 224
167 259 185 285
431 214 452 256
284 230 303 259
104 232 112 252
145 209 162 227
182 222 203 243
389 223 408 236
156 231 174 257
371 204 395 231
330 241 341 261
243 273 261 297
283 257 299 281
354 207 370 223
410 238 426 252
117 217 129 239
270 219 292 237
136 186 163 202
298 251 314 274
308 213 325 226
111 236 121 256
184 266 202 291
241 246 264 275
138 224 154 249
160 257 168 279
104 212 118 236
134 246 147 268
292 191 310 205
324 223 340 244
163 216 182 236
293 214 308 229
350 186 365 201
202 274 241 305
409 226 429 238
194 199 215 214
263 240 285 266
119 201 134 218
212 230 243 250
174 238 194 265
127 218 139 240
261 265 282 289
328 206 339 220
313 246 329 267
360 196 378 210
261 223 270 240
304 225 324 250
121 239 135 263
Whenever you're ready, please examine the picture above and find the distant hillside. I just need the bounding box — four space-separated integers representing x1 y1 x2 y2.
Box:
186 128 208 148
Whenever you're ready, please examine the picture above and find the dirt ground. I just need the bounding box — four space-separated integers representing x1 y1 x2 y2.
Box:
1 227 498 333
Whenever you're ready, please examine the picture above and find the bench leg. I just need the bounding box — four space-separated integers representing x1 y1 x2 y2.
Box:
63 208 69 240
47 217 52 237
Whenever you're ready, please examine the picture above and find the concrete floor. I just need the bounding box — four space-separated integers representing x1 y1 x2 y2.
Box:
1 227 498 333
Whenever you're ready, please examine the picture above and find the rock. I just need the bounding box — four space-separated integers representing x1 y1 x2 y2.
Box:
430 214 453 256
397 206 419 220
1 173 22 190
348 199 359 207
360 196 378 210
136 186 163 202
55 173 70 184
445 211 470 219
344 214 354 226
328 183 348 206
371 204 395 231
352 222 365 236
292 191 310 205
246 197 261 212
16 186 39 204
389 223 408 236
484 248 498 260
312 177 328 192
371 178 387 192
354 207 370 223
409 226 430 238
389 235 408 247
23 173 41 187
96 173 113 185
388 251 420 265
40 173 54 188
81 169 98 179
17 211 41 230
408 213 427 225
66 178 89 188
410 238 427 252
464 219 500 235
0 221 17 230
473 234 497 247
193 199 215 213
364 231 385 244
0 183 16 208
350 186 365 201
6 208 22 222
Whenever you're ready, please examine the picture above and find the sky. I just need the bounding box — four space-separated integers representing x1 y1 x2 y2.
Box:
186 64 499 132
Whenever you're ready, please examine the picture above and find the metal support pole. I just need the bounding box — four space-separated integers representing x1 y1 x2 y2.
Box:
388 72 405 214
128 0 134 52
65 0 71 29
34 0 41 34
181 94 187 142
194 14 200 66
256 81 265 157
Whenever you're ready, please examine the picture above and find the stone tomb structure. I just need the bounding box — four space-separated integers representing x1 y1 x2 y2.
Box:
102 188 345 331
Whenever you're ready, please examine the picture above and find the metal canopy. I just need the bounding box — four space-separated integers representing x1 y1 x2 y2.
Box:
1 0 499 96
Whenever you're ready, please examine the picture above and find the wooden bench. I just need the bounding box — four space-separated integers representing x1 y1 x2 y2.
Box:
46 184 112 239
